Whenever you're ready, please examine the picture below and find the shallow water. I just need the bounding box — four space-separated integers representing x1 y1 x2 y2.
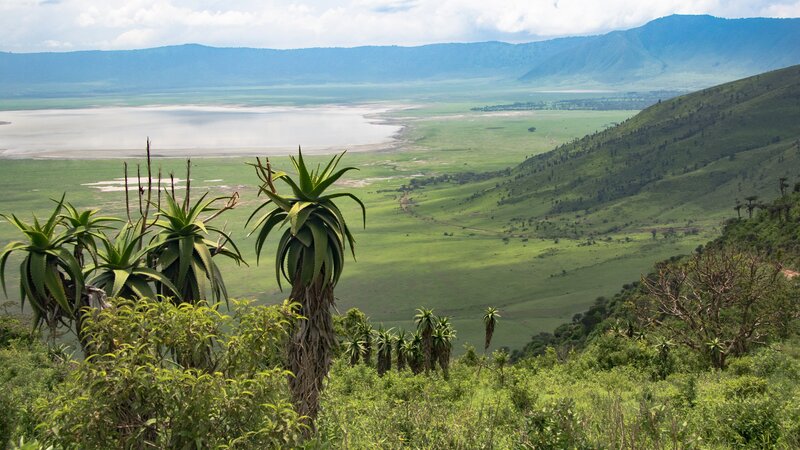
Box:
0 105 402 158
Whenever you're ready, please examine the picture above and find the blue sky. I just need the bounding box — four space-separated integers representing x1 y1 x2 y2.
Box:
2 0 799 52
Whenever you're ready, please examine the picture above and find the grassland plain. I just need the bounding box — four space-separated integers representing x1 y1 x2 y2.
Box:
0 106 713 352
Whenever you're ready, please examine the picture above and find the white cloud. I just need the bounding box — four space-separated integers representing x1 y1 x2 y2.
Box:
0 0 797 52
762 1 800 16
111 28 159 48
42 39 73 48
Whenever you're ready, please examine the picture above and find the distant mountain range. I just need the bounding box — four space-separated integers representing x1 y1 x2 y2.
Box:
519 15 800 86
1 15 800 97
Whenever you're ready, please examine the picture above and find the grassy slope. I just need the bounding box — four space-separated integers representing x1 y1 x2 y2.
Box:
512 65 800 225
427 65 800 238
401 66 800 350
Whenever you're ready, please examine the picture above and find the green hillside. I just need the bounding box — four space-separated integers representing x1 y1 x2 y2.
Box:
515 188 800 360
415 65 800 240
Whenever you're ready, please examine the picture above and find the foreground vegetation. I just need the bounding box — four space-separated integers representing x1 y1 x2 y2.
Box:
2 185 798 448
2 68 799 448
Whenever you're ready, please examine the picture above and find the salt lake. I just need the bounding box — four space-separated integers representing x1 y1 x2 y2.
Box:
0 105 403 159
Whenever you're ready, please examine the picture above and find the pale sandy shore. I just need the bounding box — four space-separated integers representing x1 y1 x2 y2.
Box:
0 140 405 160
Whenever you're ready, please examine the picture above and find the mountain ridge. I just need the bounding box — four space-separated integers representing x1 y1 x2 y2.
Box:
519 15 800 85
3 15 800 96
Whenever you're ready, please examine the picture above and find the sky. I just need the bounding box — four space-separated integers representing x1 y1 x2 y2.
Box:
2 0 800 52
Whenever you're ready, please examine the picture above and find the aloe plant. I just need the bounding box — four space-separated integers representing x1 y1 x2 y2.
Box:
87 224 180 300
151 192 243 304
483 307 501 352
395 328 408 371
406 331 424 375
248 149 365 426
0 196 83 332
59 202 120 266
341 334 365 367
433 317 455 376
374 326 394 376
414 307 437 372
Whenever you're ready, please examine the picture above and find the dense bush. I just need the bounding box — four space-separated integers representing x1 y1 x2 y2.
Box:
0 315 68 448
302 337 800 449
34 299 306 449
520 398 589 449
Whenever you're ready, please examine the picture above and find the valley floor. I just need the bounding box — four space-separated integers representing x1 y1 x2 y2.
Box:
0 106 724 351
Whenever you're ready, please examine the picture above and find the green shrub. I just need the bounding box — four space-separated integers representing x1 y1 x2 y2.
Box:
722 375 769 399
779 391 800 448
0 314 33 347
520 398 589 449
0 316 67 447
722 397 781 447
459 343 480 367
35 299 306 449
584 332 653 371
507 371 537 412
751 347 800 379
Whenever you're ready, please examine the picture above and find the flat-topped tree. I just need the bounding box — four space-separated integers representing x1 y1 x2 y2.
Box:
248 149 365 429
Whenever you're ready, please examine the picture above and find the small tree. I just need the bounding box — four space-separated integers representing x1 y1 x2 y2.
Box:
414 307 437 372
745 195 759 219
779 177 789 196
407 331 424 375
483 307 501 352
638 247 797 369
395 329 408 371
358 321 373 366
88 224 180 301
374 326 394 376
59 202 120 267
152 193 243 304
341 334 364 367
433 317 455 377
249 150 365 428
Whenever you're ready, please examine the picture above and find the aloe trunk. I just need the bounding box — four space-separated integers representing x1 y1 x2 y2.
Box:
287 275 335 420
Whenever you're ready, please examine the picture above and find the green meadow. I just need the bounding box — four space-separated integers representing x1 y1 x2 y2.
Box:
0 106 712 352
